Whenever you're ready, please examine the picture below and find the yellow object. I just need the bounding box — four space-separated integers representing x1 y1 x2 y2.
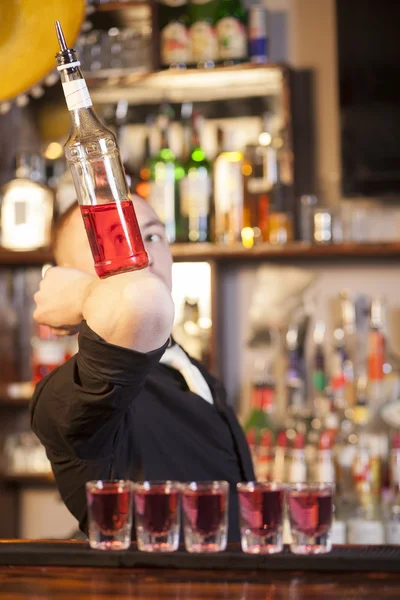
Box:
0 0 85 103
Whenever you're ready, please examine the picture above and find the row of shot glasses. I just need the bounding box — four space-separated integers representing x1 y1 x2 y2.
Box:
86 480 334 555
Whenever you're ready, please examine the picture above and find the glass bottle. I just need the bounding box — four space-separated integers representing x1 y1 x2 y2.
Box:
214 126 243 244
180 112 212 242
244 358 279 440
31 324 68 384
146 110 185 243
188 0 219 67
0 152 54 251
55 22 148 278
159 0 190 68
216 0 248 64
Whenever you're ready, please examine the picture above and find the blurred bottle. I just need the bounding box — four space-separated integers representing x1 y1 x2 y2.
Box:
248 3 268 64
31 325 68 384
244 358 279 440
136 128 152 200
386 484 400 544
0 275 18 383
188 0 219 66
288 432 307 483
315 430 335 484
159 0 190 68
312 321 328 417
216 0 247 64
173 297 211 367
0 152 54 251
256 429 273 481
147 109 185 242
272 430 289 483
347 401 384 544
285 324 306 423
214 126 243 244
241 113 276 247
180 112 212 242
367 299 387 422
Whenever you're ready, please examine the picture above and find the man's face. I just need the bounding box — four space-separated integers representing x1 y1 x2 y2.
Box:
55 197 173 290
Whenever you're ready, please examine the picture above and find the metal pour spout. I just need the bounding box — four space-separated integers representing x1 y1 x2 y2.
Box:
55 21 68 52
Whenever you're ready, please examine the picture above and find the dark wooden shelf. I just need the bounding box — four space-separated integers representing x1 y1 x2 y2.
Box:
0 473 55 486
170 241 400 262
1 242 400 266
0 248 53 267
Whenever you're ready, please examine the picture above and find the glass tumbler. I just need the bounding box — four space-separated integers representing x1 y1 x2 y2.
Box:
287 482 334 554
133 481 181 552
237 481 285 554
86 480 134 550
181 481 229 553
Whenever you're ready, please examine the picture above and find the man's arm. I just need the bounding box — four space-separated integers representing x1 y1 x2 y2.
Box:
33 266 174 352
31 266 173 458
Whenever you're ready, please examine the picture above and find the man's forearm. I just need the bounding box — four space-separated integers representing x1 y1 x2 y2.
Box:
81 271 174 353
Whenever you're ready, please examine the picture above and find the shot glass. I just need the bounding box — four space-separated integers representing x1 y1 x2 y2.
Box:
86 480 134 551
287 482 334 554
181 481 229 553
237 481 285 554
132 481 180 552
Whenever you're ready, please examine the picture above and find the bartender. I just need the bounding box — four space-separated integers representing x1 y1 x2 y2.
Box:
30 195 254 541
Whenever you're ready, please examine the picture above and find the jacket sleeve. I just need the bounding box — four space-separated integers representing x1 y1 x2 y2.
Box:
30 321 168 533
30 320 168 461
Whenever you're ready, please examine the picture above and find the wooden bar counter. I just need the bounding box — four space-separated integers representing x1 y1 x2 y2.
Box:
0 541 400 599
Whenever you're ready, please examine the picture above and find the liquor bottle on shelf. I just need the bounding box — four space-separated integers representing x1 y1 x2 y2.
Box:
136 115 155 201
0 275 18 383
31 325 68 384
172 297 211 367
179 112 212 242
367 298 387 427
214 126 244 244
146 109 185 243
244 358 279 441
188 0 219 67
55 22 148 278
312 321 328 417
159 0 190 69
288 432 307 483
256 429 273 481
248 3 268 64
285 324 306 422
386 484 400 544
0 152 54 251
215 0 248 64
347 405 384 544
272 430 289 483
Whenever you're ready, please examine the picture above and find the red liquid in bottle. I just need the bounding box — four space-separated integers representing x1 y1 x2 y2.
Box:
80 200 149 278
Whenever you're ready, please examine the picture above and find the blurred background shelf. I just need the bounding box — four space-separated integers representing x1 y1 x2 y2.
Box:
0 249 53 267
2 242 400 267
171 241 400 262
87 64 287 105
0 473 55 487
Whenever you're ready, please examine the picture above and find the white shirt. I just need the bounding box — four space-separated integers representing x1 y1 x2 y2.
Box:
160 344 214 405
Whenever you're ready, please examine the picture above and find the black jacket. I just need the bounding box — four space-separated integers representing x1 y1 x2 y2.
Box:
30 322 254 541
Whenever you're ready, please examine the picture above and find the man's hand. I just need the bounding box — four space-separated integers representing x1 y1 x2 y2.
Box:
33 267 95 335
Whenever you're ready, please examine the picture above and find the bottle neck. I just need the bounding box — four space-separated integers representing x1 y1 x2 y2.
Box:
58 65 99 128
